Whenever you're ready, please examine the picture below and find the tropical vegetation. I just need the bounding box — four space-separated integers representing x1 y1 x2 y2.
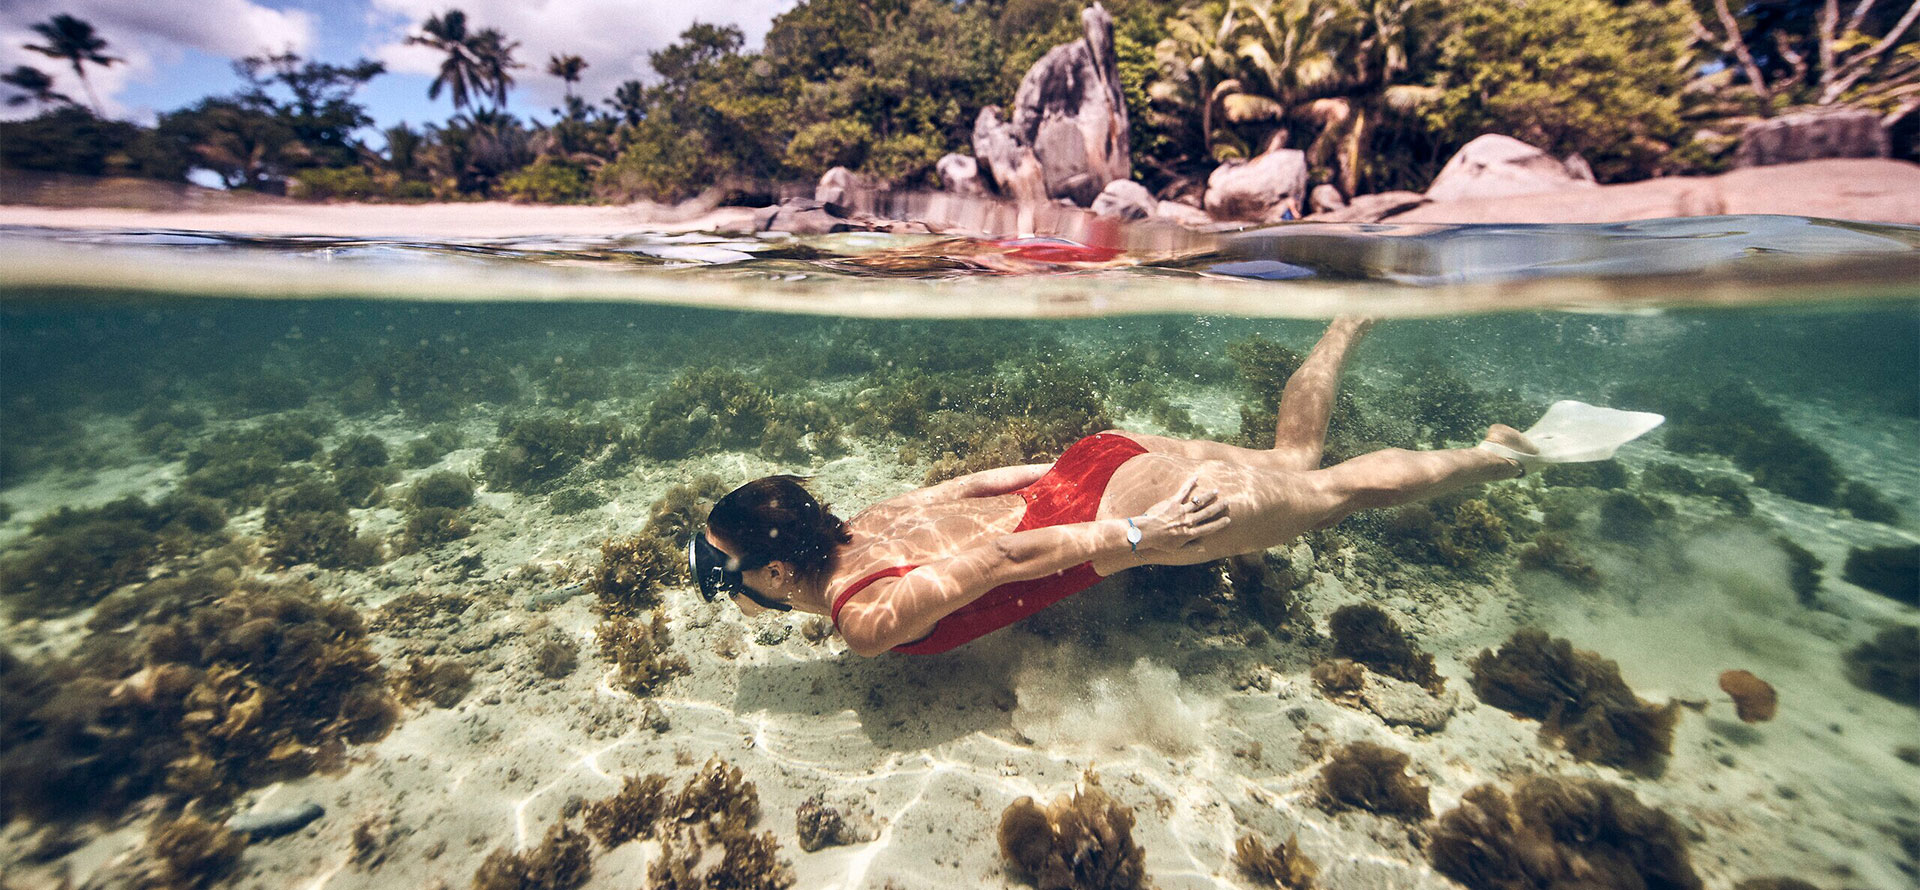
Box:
3 1 1914 205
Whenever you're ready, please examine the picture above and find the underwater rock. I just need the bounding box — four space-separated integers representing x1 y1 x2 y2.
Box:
1232 832 1317 889
1468 628 1677 773
472 823 591 890
795 794 868 852
1359 671 1456 731
1318 741 1431 819
1429 775 1701 890
1717 669 1777 723
1841 544 1919 606
227 800 324 839
998 773 1148 890
1328 604 1444 694
1845 625 1918 706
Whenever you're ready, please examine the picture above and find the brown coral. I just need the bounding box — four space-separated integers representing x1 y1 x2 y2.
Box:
1717 670 1777 723
998 773 1148 890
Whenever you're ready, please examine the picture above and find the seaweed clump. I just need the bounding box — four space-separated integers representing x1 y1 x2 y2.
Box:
139 814 246 890
0 494 228 617
1516 532 1601 588
597 610 688 697
480 414 626 493
1328 604 1444 693
1842 544 1919 607
394 657 473 708
261 477 382 569
1844 625 1918 706
637 368 777 461
576 758 793 890
472 823 591 890
1 581 397 821
1382 499 1510 570
1657 381 1844 506
1232 833 1317 889
1468 629 1677 773
591 532 683 613
998 772 1148 890
1429 775 1701 890
1317 741 1431 819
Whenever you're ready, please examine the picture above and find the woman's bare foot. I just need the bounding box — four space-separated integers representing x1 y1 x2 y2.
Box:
1480 423 1537 477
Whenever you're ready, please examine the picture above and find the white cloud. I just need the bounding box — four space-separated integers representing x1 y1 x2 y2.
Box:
366 0 798 117
0 0 312 120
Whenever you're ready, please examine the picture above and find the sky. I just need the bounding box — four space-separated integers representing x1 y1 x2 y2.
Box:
0 0 798 133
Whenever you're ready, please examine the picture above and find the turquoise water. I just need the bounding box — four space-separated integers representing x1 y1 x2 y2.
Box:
1 219 1917 889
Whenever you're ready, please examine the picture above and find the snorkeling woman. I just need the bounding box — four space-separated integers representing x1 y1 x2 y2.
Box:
688 316 1662 657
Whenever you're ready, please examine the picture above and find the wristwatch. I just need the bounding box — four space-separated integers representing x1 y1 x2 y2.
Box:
1125 517 1143 553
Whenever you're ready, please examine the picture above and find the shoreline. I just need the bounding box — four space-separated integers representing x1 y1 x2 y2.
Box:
1 159 1915 240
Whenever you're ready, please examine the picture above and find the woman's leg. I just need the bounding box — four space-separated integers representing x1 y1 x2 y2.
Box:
1114 315 1371 468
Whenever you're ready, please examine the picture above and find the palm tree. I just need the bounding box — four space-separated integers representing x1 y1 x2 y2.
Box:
1152 2 1241 160
410 9 482 113
23 13 118 115
547 53 586 101
1 65 72 109
469 28 521 110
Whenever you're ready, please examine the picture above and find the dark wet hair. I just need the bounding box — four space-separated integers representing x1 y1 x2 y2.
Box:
706 476 851 582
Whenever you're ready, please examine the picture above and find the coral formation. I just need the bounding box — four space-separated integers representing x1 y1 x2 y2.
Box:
471 823 591 890
1382 498 1511 570
394 657 473 708
584 774 671 846
1844 625 1918 706
180 418 328 505
1429 776 1701 890
644 476 733 547
1468 629 1677 773
1841 544 1918 606
1328 604 1444 693
401 426 464 468
1318 741 1431 818
1717 669 1777 723
1232 833 1317 890
998 772 1148 890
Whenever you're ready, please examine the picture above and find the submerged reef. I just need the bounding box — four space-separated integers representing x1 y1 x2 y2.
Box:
1428 775 1701 890
0 494 228 618
1468 629 1677 773
1328 604 1444 693
1317 741 1431 819
1845 625 1919 705
1841 544 1919 606
1232 833 1317 889
998 772 1148 890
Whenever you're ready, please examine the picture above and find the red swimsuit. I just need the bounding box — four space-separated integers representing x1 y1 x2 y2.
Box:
830 433 1148 654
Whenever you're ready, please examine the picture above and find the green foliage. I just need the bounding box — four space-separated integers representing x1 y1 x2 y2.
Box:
1425 0 1692 181
0 106 187 179
498 156 592 203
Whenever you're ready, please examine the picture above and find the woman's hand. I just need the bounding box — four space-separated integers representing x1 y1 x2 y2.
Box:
1131 473 1230 552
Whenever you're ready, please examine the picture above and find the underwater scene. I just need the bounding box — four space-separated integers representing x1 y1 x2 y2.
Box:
1 219 1917 890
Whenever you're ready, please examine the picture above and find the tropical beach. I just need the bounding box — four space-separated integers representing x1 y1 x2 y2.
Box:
3 3 1919 890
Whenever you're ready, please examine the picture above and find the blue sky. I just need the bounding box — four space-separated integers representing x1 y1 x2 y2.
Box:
1 1 797 133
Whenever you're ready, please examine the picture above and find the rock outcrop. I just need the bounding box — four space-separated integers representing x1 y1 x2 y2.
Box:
963 2 1129 206
936 154 989 197
1424 134 1597 203
1735 108 1889 168
1308 190 1430 223
1204 149 1308 223
1091 179 1155 221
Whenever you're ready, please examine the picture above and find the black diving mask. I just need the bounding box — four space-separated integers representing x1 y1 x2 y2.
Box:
687 533 791 613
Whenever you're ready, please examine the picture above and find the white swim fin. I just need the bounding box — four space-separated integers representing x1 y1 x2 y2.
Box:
1479 400 1665 467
